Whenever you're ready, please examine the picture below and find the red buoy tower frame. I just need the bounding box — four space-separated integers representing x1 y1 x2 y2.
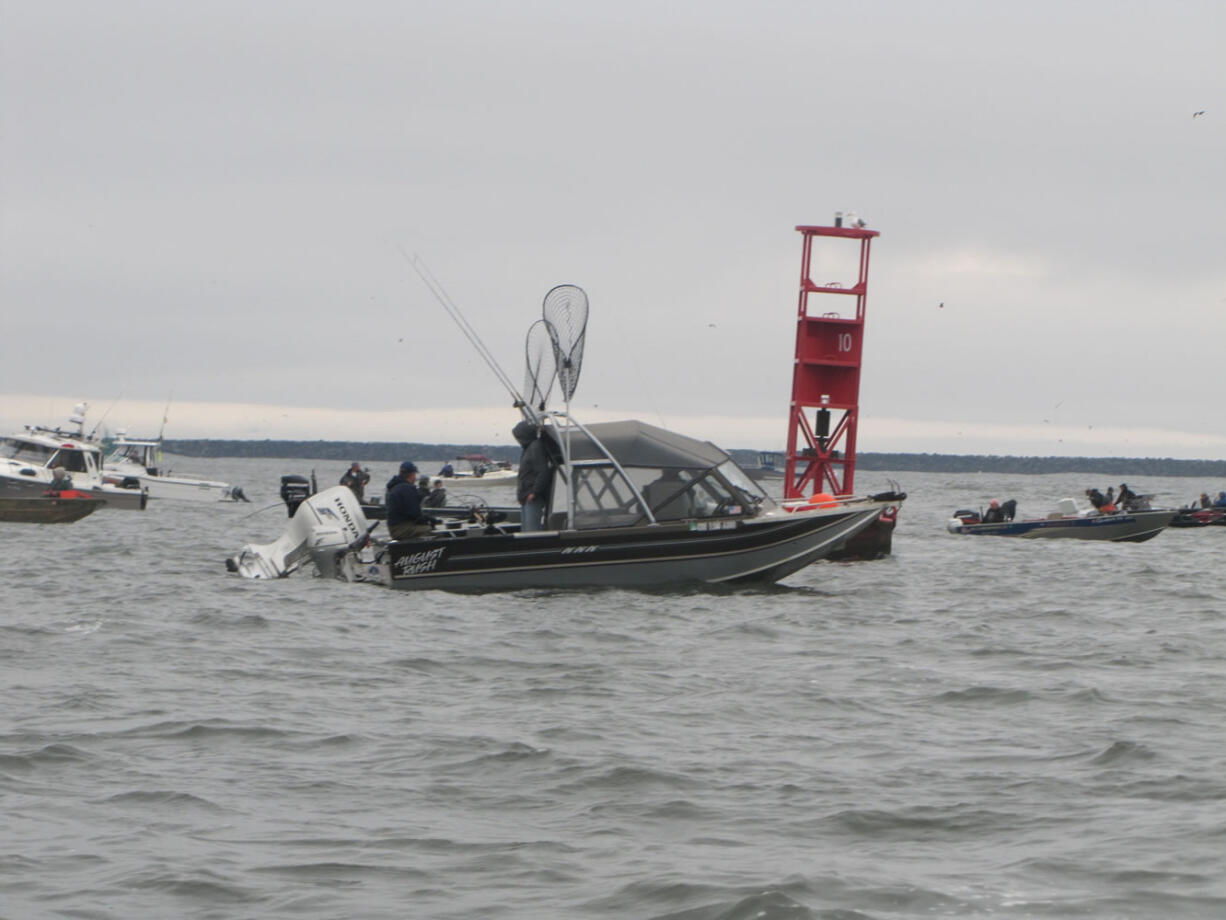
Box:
783 222 880 500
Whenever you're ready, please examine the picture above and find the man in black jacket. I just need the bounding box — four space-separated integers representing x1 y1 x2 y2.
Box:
513 420 553 532
339 462 370 501
387 461 435 540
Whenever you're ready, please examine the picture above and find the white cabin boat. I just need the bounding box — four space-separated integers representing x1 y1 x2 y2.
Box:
103 431 246 502
0 408 146 510
436 454 517 487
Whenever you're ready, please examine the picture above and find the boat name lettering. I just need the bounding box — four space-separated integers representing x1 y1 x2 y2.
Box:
560 545 597 554
393 546 446 577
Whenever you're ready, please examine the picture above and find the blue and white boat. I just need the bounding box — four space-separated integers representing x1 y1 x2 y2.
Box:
947 498 1175 543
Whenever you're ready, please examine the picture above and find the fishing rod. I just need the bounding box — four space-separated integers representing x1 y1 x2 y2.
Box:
87 394 124 441
398 248 536 423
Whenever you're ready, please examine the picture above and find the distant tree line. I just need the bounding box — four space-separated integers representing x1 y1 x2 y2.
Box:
163 439 521 463
853 452 1226 477
163 440 1226 478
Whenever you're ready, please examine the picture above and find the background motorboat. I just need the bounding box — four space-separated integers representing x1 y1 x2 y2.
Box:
103 431 247 502
948 497 1175 543
436 454 517 487
0 415 146 511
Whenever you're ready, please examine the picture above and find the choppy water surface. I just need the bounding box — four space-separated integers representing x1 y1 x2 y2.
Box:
3 457 1225 919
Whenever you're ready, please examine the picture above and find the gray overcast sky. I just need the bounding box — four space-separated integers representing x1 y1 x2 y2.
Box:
2 1 1223 457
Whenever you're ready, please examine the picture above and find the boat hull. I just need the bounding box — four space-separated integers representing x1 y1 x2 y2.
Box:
105 472 236 502
0 473 147 510
365 504 885 592
0 495 104 523
948 510 1176 543
827 508 897 561
435 472 517 488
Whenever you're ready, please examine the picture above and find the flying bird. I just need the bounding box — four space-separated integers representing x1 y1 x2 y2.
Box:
1193 111 1205 118
938 302 944 309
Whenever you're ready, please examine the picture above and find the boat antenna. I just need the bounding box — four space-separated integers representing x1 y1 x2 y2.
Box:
399 248 534 420
157 388 175 442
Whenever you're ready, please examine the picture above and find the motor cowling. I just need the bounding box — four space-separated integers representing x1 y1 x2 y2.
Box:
280 474 312 517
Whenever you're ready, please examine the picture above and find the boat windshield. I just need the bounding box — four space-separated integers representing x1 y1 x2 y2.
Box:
107 443 146 465
716 460 771 506
0 437 56 466
48 447 94 473
552 463 774 530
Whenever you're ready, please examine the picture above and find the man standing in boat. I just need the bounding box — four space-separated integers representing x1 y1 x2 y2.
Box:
386 461 436 540
339 462 370 502
513 420 553 532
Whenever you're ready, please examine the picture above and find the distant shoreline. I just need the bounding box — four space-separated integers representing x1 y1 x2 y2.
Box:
162 439 1226 478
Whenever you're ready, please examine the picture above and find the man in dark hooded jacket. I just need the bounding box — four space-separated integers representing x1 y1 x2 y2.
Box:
387 461 436 540
513 420 553 532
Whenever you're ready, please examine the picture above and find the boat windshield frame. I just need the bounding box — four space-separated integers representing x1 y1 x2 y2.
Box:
538 412 775 531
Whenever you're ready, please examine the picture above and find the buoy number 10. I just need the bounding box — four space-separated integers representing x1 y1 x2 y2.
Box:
836 333 854 352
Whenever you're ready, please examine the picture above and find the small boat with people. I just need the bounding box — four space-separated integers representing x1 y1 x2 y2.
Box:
436 454 517 486
1170 507 1226 527
1170 492 1226 527
102 430 247 502
0 406 147 510
227 278 904 590
947 496 1176 543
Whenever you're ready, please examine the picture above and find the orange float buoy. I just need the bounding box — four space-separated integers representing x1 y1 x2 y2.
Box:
807 492 838 509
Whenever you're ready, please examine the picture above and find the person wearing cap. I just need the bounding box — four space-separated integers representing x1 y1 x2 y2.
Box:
47 466 73 492
386 461 436 540
339 461 370 502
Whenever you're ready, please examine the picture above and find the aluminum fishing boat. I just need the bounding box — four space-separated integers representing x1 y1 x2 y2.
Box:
229 419 901 590
947 498 1175 543
102 431 246 502
226 280 903 590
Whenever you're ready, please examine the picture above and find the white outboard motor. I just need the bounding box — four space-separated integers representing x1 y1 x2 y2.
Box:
226 486 373 579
